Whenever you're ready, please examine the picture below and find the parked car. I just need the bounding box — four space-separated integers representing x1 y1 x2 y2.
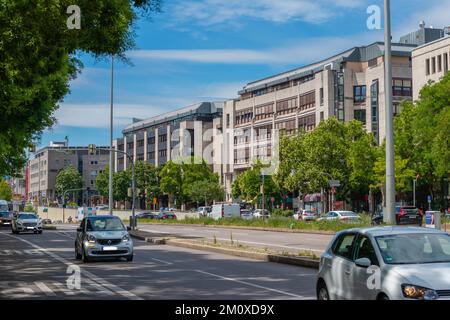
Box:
95 205 109 211
240 209 253 220
317 226 450 300
371 206 423 226
210 203 241 220
293 209 319 221
157 212 177 220
318 211 361 222
252 209 270 218
75 215 133 262
11 213 43 234
41 219 52 225
0 211 13 227
197 206 211 217
136 212 158 219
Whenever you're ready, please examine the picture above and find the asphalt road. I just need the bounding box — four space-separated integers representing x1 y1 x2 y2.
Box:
138 223 333 254
0 227 317 300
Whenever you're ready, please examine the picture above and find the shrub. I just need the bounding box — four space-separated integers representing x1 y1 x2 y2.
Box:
24 203 35 213
271 209 294 217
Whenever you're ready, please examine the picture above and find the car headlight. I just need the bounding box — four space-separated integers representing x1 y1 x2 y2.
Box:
87 234 96 243
122 234 130 242
402 284 439 300
16 221 22 225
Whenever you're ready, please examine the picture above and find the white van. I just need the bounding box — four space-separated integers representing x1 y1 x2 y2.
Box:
210 203 240 220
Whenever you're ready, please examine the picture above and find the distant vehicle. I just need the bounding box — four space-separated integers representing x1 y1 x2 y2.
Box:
318 211 361 222
371 206 423 226
136 212 158 219
159 207 169 212
75 215 133 262
240 209 253 220
11 213 43 234
210 203 241 220
95 205 109 211
197 206 211 217
0 200 9 212
317 226 450 300
294 209 319 221
252 209 270 218
41 219 52 225
0 211 13 227
157 212 177 220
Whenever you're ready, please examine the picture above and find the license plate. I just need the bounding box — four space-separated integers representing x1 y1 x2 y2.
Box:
27 227 34 230
103 246 118 251
408 215 417 219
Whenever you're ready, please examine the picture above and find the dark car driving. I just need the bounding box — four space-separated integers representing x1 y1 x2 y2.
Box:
136 212 158 219
371 206 423 226
157 212 177 220
0 211 12 227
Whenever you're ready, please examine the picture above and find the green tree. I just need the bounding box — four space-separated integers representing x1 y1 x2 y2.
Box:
135 161 161 208
95 165 110 198
159 161 183 208
186 180 224 207
55 165 83 201
113 170 131 202
0 0 162 176
0 179 12 201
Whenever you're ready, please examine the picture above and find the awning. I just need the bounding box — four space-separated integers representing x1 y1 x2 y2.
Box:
304 193 322 202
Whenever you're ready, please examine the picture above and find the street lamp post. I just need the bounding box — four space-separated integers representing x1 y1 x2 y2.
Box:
109 55 114 216
384 0 396 224
413 179 416 207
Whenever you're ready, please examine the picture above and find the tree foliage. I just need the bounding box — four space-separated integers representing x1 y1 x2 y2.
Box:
55 165 83 199
0 0 162 175
0 179 12 201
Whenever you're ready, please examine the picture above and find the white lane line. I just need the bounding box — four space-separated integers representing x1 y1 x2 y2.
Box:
195 270 310 299
0 232 142 300
139 228 173 234
151 258 173 265
34 281 57 297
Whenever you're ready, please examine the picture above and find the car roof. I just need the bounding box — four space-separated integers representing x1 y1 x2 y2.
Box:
338 226 447 237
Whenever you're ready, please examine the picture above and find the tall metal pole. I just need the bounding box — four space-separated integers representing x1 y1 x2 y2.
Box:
384 0 396 224
413 179 416 207
109 55 114 215
131 160 136 230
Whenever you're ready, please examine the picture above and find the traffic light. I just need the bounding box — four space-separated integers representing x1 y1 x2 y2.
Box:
88 144 96 155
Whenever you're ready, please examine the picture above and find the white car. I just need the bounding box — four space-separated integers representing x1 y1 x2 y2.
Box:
252 209 270 218
317 226 450 300
240 209 253 220
319 210 361 222
293 209 319 221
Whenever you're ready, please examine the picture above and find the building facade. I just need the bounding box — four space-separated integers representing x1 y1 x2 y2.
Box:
27 144 109 205
412 35 450 100
115 102 223 172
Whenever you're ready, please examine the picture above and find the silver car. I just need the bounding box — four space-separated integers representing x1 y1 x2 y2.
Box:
11 213 43 234
75 215 133 262
317 226 450 300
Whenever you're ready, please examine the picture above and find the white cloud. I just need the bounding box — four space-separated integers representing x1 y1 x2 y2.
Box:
128 32 381 65
170 0 368 26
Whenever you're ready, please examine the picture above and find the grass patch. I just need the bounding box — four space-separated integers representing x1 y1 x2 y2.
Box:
136 214 372 232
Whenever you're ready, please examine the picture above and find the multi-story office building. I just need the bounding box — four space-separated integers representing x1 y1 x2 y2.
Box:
27 143 109 205
220 25 449 200
115 101 223 172
412 34 450 100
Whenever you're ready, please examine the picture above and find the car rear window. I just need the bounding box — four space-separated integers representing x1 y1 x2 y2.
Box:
340 211 358 216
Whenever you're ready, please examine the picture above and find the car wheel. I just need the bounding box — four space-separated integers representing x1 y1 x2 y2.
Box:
126 255 133 262
317 281 330 300
75 243 82 260
38 230 42 234
81 246 89 263
377 293 389 300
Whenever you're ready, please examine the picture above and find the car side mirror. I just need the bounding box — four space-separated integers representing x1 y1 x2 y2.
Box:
76 227 82 232
355 257 371 268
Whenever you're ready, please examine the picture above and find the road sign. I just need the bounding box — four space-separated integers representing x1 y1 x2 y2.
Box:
153 197 157 205
270 197 275 203
329 180 340 187
427 195 432 203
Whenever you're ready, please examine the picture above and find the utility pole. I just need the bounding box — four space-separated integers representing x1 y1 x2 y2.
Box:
413 179 416 207
109 55 114 215
384 0 396 224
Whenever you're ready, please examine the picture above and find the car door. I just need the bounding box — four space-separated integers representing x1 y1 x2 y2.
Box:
329 232 357 299
76 219 86 250
351 234 380 300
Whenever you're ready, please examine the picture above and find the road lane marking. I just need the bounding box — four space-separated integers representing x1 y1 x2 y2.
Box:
0 232 142 300
195 270 310 299
151 258 173 265
34 281 57 296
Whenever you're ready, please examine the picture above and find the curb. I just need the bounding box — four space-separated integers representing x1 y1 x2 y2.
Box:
138 222 335 235
166 239 319 269
129 231 167 244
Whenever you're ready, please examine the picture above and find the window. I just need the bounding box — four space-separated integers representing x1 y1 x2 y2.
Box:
298 114 316 132
320 111 324 122
332 233 356 260
276 97 297 115
353 85 366 103
158 149 167 158
235 108 253 125
392 78 412 97
275 119 296 135
444 53 448 73
148 136 155 145
354 236 379 266
438 55 442 72
159 134 167 143
147 151 155 160
137 140 144 147
255 125 272 141
255 103 274 120
426 58 430 75
354 109 366 125
432 57 436 74
320 88 324 105
299 91 315 111
226 114 230 128
368 58 378 68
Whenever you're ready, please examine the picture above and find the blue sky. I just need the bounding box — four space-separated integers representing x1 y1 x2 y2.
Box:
39 0 450 148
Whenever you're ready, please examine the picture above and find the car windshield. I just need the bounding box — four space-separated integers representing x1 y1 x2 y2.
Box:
0 211 11 218
86 217 125 232
18 214 37 219
340 211 358 216
375 233 450 264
